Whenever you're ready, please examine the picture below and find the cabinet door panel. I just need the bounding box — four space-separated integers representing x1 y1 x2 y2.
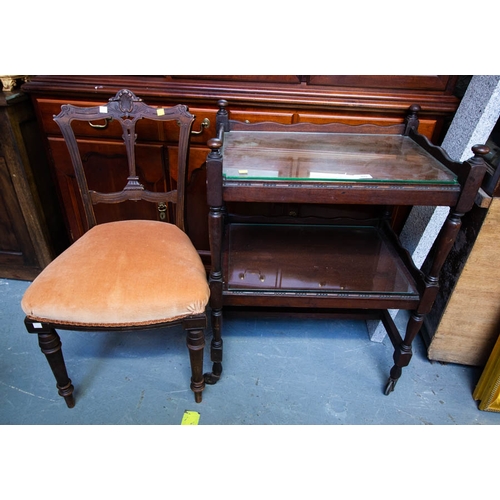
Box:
167 144 208 180
48 138 170 241
0 157 38 274
169 145 210 252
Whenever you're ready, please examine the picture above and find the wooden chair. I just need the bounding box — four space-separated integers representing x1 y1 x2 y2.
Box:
21 89 210 407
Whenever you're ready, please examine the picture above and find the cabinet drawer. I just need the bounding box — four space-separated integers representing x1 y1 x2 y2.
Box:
163 106 216 145
36 98 164 141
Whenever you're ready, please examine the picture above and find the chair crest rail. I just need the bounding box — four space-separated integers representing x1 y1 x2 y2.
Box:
53 89 195 229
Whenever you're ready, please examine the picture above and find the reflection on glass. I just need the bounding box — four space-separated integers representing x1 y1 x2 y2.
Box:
227 224 418 296
222 132 457 184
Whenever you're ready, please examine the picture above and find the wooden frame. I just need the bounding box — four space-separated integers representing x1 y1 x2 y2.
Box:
23 90 209 406
204 99 488 395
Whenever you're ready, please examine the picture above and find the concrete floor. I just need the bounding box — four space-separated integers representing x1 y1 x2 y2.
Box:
1 277 499 425
3 277 499 499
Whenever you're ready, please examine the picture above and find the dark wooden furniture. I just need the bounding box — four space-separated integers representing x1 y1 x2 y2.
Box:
21 90 210 407
205 100 488 394
0 90 66 280
21 76 461 260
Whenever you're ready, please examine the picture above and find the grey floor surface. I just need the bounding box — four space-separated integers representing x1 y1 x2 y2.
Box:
2 277 498 499
1 277 499 426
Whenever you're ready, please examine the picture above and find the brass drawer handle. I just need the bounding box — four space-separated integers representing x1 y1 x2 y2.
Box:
88 118 112 129
191 117 210 135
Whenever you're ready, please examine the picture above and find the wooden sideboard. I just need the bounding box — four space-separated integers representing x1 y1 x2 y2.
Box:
21 75 461 258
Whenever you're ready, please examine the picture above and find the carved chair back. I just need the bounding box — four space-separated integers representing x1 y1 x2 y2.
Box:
53 89 195 232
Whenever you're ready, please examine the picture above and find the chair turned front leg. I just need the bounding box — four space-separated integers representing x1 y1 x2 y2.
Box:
185 327 206 403
37 330 75 408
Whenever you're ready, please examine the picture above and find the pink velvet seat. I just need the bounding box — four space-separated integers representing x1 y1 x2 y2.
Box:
21 90 210 407
22 220 209 327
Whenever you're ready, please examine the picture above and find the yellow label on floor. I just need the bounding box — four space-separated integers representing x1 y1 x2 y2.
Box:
181 410 200 425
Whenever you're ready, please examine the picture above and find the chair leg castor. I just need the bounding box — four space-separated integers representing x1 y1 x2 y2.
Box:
204 362 223 385
384 377 398 395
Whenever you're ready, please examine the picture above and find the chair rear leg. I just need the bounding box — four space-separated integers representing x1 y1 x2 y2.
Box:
36 328 75 408
184 322 206 403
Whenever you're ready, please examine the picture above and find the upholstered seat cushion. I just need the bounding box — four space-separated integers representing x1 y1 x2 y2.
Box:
21 220 210 327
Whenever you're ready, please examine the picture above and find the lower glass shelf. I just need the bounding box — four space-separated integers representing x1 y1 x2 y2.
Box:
225 223 420 298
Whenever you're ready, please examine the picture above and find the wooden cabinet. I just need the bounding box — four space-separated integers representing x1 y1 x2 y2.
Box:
0 91 67 280
21 75 461 256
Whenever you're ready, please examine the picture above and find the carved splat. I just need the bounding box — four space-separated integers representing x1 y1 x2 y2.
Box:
54 89 195 229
